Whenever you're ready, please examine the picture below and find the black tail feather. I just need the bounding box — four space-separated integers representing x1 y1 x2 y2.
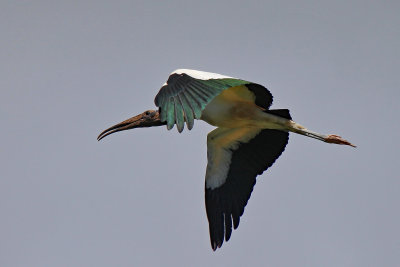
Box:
266 109 292 120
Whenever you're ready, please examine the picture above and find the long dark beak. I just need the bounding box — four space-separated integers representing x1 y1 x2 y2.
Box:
97 110 165 141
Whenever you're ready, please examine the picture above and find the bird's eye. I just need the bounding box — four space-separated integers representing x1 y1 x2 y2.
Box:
145 111 151 116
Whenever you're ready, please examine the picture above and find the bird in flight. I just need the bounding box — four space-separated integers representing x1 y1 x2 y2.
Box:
98 69 355 250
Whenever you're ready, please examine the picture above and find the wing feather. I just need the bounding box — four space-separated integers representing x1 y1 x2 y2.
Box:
155 70 251 131
186 84 210 103
177 93 195 130
166 97 175 130
181 90 202 120
173 96 185 133
205 127 289 250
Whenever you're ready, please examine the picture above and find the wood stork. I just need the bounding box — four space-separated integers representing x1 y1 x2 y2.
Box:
97 69 355 250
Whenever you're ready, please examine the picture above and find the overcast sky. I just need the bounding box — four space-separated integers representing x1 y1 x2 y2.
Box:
1 1 399 266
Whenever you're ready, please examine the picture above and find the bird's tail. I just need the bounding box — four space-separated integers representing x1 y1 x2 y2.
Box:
266 109 292 120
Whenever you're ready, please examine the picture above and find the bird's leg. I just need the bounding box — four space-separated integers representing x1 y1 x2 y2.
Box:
287 121 356 147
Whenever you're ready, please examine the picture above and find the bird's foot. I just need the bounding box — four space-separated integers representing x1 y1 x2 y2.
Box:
324 134 356 147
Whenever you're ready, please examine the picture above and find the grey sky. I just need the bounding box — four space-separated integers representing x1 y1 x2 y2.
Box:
1 1 399 266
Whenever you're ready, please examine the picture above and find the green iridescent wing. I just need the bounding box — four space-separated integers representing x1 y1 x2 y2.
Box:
154 72 251 132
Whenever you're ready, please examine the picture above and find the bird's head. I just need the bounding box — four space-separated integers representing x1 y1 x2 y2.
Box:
97 110 165 141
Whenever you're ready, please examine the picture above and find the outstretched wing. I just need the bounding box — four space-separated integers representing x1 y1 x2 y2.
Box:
205 127 289 250
154 69 252 132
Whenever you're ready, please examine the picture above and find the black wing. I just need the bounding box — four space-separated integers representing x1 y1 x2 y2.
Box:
205 127 290 250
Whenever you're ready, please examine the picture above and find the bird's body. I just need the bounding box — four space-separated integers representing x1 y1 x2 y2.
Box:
98 69 355 250
201 85 287 130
